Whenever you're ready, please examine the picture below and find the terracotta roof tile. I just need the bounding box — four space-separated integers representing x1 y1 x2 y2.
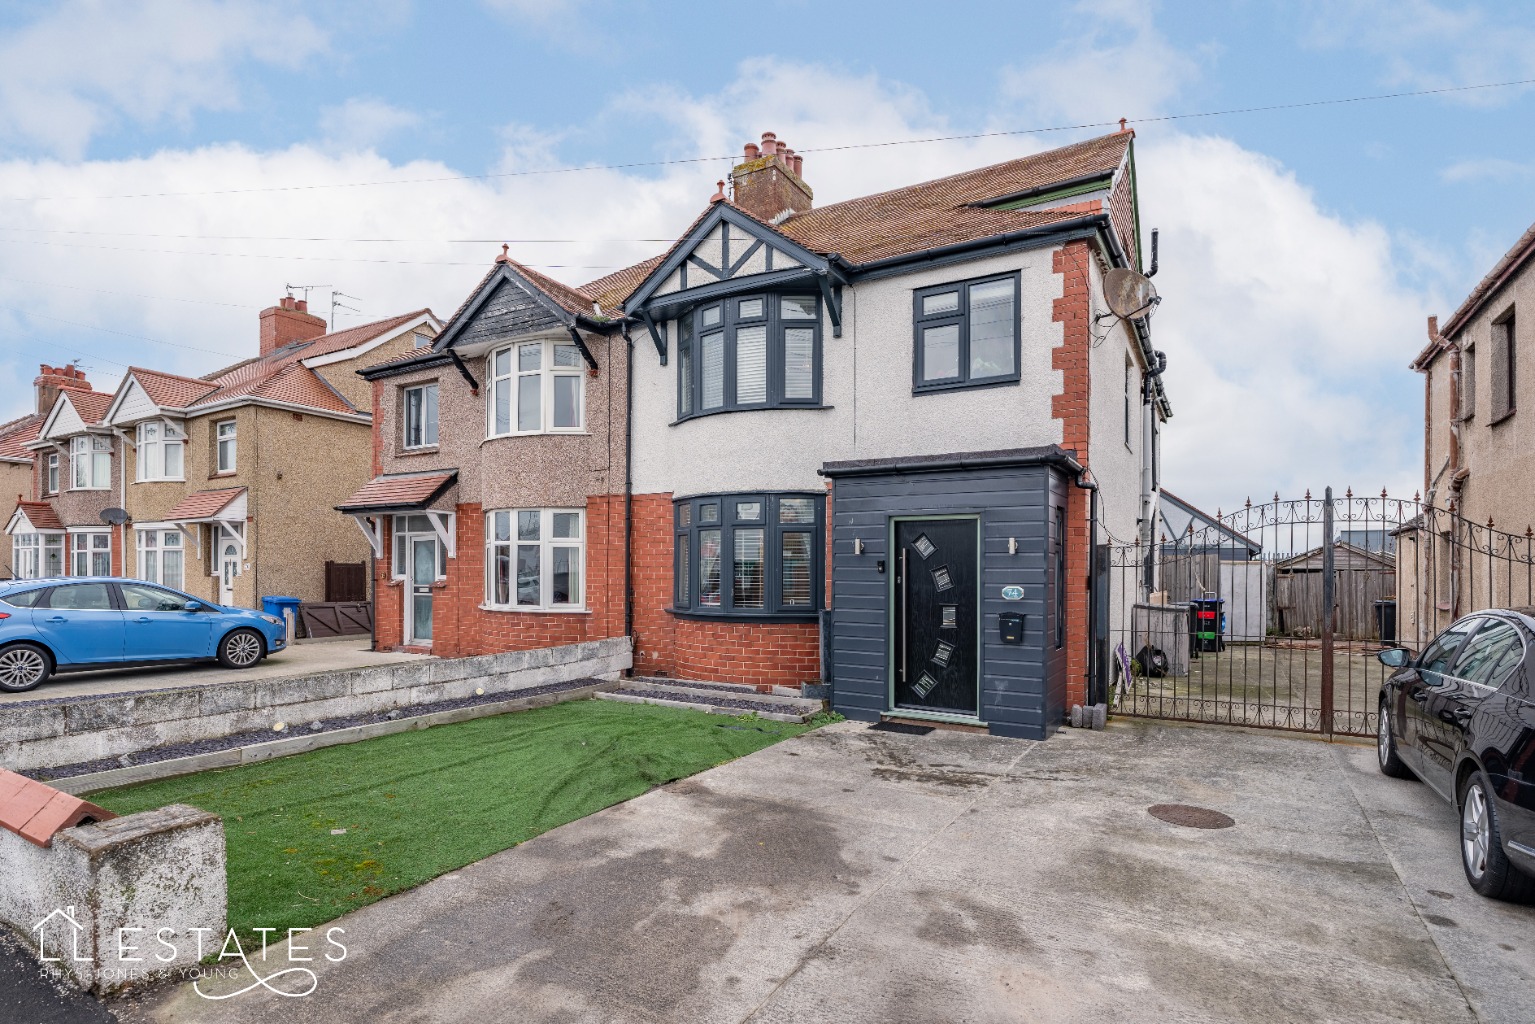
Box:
164 487 245 521
12 500 62 530
64 390 114 426
336 471 457 512
127 366 220 409
0 417 41 460
580 131 1133 307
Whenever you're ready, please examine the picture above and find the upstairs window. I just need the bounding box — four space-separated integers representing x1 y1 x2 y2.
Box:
44 453 59 495
403 383 439 449
676 294 820 420
215 419 237 473
673 493 822 617
69 435 111 490
136 421 185 481
1491 308 1516 424
913 272 1020 392
487 341 584 436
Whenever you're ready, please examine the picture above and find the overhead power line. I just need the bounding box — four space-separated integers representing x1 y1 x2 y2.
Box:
0 76 1530 204
0 228 675 244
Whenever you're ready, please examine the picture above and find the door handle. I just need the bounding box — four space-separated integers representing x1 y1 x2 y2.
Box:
1409 691 1427 704
133 617 151 623
899 548 909 684
45 616 66 623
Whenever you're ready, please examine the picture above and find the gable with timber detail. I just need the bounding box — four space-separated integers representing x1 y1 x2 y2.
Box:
653 221 806 296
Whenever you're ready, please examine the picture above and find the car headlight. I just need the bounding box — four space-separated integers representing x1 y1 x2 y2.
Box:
260 614 285 626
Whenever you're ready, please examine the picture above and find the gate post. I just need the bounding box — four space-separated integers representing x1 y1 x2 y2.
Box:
1320 486 1336 738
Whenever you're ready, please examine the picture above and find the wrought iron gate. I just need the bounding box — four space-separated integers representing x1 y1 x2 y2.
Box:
1106 489 1535 738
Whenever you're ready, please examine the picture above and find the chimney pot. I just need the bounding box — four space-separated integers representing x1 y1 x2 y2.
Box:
295 299 308 313
792 154 803 177
760 132 778 157
731 129 812 221
744 142 759 160
259 293 328 357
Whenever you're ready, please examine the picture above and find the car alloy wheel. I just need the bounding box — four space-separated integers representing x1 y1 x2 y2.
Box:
1377 711 1391 766
1462 781 1491 882
224 632 262 668
0 646 48 691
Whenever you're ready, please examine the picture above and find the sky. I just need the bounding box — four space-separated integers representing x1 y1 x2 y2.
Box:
0 0 1532 517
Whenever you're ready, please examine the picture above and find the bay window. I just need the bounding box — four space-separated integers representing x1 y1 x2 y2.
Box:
673 493 822 617
137 529 185 590
215 420 237 473
70 435 111 489
913 272 1020 391
70 531 111 576
487 341 584 436
485 508 584 610
676 293 820 420
402 383 439 449
136 421 185 481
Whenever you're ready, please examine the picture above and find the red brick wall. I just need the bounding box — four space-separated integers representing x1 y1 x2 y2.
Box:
629 490 824 690
1052 241 1092 710
373 495 626 658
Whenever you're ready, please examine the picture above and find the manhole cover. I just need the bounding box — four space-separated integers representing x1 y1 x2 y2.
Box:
1148 804 1235 829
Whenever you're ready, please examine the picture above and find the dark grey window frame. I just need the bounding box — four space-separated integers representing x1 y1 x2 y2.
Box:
912 271 1022 394
671 491 824 621
675 292 823 421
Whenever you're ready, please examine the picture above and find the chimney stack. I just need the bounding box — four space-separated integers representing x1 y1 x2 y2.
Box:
729 130 813 223
258 294 328 357
33 363 91 416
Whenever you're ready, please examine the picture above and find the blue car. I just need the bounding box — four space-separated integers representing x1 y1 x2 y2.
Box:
0 577 288 693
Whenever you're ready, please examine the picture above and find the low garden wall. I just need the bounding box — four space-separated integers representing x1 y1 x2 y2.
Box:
0 791 225 994
0 637 632 774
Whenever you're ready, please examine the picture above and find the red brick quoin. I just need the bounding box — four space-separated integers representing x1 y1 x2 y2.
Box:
1051 241 1092 711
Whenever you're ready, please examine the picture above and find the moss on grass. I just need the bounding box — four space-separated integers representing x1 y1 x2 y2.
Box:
94 698 809 943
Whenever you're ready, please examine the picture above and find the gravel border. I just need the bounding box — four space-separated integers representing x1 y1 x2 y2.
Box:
629 678 764 695
616 687 800 716
22 677 605 782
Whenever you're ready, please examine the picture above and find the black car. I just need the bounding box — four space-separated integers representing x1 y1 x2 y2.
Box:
1377 609 1535 901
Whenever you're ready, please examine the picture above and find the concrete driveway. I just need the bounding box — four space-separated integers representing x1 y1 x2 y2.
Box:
129 718 1533 1024
0 638 429 706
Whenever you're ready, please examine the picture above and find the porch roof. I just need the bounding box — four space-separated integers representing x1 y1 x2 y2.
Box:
164 486 247 523
6 500 63 534
335 471 458 515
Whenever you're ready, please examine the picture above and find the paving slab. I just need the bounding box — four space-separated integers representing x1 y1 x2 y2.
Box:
118 719 1534 1024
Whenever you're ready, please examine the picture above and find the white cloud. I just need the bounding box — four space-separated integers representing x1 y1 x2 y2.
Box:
1302 0 1535 104
0 0 327 159
0 57 1445 516
1000 0 1201 123
317 98 422 153
1439 157 1535 183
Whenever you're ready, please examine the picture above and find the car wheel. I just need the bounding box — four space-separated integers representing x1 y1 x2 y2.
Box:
1377 701 1414 779
1458 770 1535 902
0 642 51 693
217 628 265 670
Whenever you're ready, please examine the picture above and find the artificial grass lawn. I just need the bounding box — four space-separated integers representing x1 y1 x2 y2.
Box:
94 697 811 943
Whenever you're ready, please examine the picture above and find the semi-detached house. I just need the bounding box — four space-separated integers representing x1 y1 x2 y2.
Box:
96 298 440 608
348 129 1169 739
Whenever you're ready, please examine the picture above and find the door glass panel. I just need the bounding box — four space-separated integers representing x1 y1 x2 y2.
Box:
412 594 433 641
921 324 960 381
48 583 112 610
412 540 436 587
1420 620 1477 682
122 585 189 612
1454 621 1523 688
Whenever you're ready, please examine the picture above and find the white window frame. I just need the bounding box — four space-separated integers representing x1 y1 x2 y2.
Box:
13 533 41 579
136 528 185 591
402 383 439 450
215 419 237 474
135 420 186 482
486 340 585 438
44 452 59 495
391 515 448 581
484 508 585 611
69 530 111 577
69 435 112 491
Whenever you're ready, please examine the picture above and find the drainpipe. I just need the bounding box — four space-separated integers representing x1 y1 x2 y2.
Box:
620 325 636 673
1439 317 1467 620
1074 467 1101 708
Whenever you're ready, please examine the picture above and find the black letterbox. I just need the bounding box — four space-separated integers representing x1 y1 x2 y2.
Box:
999 613 1025 645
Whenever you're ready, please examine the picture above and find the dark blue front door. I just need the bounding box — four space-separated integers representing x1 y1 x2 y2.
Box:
893 518 979 716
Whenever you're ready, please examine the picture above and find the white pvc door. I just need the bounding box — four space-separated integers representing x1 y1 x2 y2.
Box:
407 537 436 644
219 542 239 606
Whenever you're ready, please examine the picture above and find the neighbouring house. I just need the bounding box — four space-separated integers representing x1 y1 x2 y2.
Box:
343 258 624 653
3 364 117 579
350 128 1169 738
1414 219 1535 533
101 298 440 609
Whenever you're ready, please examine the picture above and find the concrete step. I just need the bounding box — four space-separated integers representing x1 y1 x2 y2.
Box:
624 679 822 711
596 689 812 724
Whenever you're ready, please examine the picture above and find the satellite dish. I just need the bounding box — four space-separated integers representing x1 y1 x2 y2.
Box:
100 508 129 526
1104 267 1160 320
